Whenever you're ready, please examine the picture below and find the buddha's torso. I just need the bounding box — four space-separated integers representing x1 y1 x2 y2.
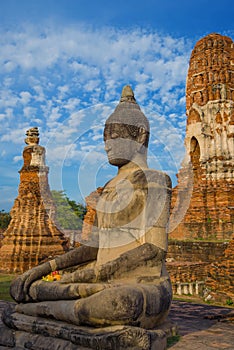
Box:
95 166 171 278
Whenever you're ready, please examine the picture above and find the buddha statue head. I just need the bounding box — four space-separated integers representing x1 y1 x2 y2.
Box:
104 85 150 168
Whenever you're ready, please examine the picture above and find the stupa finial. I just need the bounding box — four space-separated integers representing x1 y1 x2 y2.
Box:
25 127 39 145
120 85 136 103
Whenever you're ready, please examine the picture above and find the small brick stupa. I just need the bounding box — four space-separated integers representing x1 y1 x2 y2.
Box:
0 127 68 273
170 33 234 240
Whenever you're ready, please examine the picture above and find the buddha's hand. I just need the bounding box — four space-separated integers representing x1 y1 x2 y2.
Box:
10 261 53 302
10 245 98 303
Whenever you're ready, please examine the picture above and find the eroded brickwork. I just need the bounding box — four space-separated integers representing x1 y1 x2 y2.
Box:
0 128 68 273
167 240 228 262
81 187 103 240
206 237 234 301
167 262 209 285
166 241 228 288
170 33 234 240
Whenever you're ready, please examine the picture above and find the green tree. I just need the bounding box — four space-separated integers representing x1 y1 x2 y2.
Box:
51 190 86 230
0 210 11 230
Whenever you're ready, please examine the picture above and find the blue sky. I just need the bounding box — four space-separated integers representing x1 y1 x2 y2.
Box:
0 0 233 211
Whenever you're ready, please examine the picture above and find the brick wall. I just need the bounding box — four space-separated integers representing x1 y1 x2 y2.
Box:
167 240 228 263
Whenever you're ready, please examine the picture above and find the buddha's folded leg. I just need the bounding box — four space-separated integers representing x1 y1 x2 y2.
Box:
28 280 112 301
75 281 172 328
16 299 82 326
16 280 171 328
16 285 143 326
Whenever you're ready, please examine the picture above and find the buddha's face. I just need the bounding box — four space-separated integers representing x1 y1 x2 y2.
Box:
104 123 147 167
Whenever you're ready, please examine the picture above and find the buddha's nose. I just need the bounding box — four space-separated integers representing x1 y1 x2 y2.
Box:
105 141 112 152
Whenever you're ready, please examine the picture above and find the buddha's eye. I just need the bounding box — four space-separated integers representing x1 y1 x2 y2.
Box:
111 133 119 139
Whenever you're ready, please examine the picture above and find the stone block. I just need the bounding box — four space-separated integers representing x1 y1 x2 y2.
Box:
2 310 170 350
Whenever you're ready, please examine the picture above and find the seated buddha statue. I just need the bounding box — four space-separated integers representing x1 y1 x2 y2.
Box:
10 85 172 330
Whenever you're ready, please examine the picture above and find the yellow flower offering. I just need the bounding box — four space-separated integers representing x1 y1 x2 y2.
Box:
42 270 61 282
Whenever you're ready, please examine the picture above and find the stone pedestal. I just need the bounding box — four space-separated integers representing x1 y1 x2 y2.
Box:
0 302 177 350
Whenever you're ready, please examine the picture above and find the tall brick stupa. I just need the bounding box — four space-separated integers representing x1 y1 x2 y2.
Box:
0 127 68 273
170 33 234 240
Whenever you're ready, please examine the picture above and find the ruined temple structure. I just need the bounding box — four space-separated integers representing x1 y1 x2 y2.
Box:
81 187 103 241
170 33 234 240
0 128 68 273
206 236 234 301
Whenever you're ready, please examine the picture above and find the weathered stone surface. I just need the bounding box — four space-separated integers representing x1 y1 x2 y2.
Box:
3 301 175 350
0 331 13 349
170 33 234 241
1 303 169 350
0 302 15 348
0 127 68 273
3 300 234 350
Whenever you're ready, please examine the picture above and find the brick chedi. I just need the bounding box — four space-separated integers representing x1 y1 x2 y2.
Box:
0 127 68 273
170 33 234 240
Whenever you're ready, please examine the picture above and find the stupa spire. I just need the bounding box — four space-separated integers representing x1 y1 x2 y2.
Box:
120 85 136 103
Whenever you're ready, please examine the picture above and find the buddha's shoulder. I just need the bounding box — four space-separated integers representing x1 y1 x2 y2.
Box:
127 168 172 189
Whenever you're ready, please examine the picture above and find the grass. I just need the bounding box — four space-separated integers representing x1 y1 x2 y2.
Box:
173 294 234 308
169 238 230 243
0 273 16 301
167 335 180 348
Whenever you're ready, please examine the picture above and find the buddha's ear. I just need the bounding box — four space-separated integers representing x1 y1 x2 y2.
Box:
137 126 148 145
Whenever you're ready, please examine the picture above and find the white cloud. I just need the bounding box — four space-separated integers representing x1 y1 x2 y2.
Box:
13 155 22 163
0 23 195 208
57 85 69 99
63 97 81 111
23 106 37 119
0 88 18 109
32 84 46 102
20 91 32 104
1 125 29 144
